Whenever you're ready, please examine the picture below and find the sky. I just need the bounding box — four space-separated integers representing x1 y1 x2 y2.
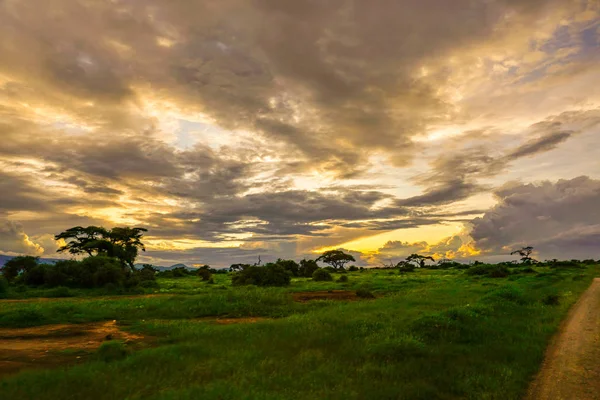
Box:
0 0 599 268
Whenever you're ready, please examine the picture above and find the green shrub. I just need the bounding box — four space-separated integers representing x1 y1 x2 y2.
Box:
48 286 73 298
337 275 349 283
275 259 300 277
2 256 39 282
136 265 157 282
356 289 375 299
299 259 320 277
95 341 130 362
232 264 291 287
312 269 333 282
398 264 416 273
348 265 358 271
85 257 125 287
466 264 509 278
0 276 8 297
198 268 212 281
542 293 560 306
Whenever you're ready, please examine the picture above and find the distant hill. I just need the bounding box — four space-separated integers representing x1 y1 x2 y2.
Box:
134 263 195 271
0 254 63 268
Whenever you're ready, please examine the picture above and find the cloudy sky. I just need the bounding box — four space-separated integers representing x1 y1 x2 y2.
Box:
0 0 599 267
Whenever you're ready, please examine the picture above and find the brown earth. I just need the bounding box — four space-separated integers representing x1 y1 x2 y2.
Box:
0 320 144 377
292 290 359 302
526 278 600 400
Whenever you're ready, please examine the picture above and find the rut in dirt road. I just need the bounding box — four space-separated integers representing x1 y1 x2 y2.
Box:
526 278 600 400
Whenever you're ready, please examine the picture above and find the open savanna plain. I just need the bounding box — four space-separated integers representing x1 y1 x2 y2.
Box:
1 264 598 400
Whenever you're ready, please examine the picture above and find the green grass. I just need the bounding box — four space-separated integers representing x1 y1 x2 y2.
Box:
1 265 598 399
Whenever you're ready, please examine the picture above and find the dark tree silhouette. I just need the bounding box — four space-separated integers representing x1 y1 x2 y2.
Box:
406 254 435 268
55 226 147 270
316 250 355 270
510 246 536 264
55 226 110 257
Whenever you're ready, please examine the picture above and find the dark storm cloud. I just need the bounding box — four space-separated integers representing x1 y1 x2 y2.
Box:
397 181 485 207
0 172 51 212
0 0 579 174
470 176 600 259
144 189 409 241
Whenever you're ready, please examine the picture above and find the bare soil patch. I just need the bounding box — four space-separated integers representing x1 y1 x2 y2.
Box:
0 320 144 377
526 278 600 400
292 290 359 302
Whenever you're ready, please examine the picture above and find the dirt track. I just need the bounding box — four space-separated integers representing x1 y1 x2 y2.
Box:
526 278 600 400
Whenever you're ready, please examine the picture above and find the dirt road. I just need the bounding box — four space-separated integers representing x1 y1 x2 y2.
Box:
526 278 600 400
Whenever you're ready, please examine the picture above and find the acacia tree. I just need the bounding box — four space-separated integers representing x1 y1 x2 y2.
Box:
108 227 148 269
55 226 147 270
316 250 355 270
406 254 435 268
510 246 536 264
55 226 110 257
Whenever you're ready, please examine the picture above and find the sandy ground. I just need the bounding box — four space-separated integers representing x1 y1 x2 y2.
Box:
526 278 600 400
0 320 143 377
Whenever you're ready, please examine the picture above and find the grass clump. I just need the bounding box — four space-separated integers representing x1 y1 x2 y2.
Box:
337 275 349 283
542 293 561 306
95 341 130 362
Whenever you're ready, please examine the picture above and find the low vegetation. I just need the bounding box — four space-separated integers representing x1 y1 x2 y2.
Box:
1 229 599 399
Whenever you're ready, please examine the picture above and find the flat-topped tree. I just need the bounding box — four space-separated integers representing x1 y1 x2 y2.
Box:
406 254 435 268
510 246 536 264
316 250 355 271
55 226 147 270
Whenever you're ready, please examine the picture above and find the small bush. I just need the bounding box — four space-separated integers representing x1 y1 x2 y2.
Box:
348 265 358 272
398 264 416 273
542 293 560 306
466 265 509 278
198 268 212 281
356 289 375 299
95 341 130 362
232 264 291 287
299 259 320 277
337 275 349 283
312 269 333 282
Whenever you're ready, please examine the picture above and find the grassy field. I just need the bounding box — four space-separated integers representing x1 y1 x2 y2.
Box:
1 265 598 399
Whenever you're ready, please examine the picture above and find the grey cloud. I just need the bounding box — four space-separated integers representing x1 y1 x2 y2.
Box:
0 0 576 175
470 176 600 259
505 131 573 161
0 172 50 213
